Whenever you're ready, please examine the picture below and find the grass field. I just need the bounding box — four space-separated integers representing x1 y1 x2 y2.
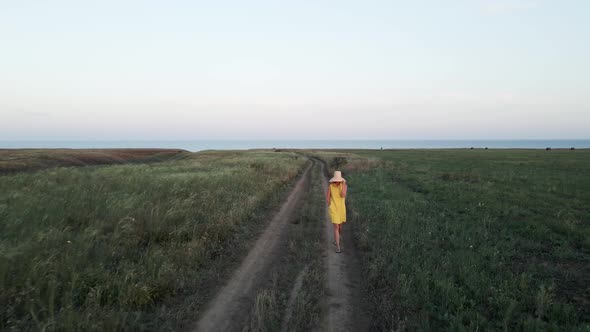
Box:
0 149 189 174
0 150 307 331
314 149 589 331
2 147 588 331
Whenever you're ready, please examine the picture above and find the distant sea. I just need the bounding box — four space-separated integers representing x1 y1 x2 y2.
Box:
1 140 589 152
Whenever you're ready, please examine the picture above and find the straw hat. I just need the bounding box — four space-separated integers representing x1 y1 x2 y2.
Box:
329 170 346 183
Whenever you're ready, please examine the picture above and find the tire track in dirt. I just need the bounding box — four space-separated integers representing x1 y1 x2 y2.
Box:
317 158 370 332
192 160 314 332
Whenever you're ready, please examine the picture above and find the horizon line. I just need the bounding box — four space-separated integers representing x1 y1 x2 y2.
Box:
1 138 590 142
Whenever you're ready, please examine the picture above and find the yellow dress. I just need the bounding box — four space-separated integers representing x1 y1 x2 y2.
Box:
328 183 346 224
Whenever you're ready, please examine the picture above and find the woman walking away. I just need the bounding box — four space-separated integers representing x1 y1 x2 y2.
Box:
326 170 347 253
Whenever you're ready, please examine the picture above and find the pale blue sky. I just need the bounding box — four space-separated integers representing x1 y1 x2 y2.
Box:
1 0 589 140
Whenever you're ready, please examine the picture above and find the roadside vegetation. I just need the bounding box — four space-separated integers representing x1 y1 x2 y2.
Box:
0 150 307 331
313 149 590 331
0 148 188 174
246 160 326 332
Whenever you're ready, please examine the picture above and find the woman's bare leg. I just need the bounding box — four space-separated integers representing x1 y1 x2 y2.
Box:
333 224 341 251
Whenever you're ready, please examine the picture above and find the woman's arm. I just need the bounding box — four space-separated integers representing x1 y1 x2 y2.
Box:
341 182 348 198
326 184 331 204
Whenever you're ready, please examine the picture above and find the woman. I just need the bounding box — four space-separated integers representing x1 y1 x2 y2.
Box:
326 170 347 253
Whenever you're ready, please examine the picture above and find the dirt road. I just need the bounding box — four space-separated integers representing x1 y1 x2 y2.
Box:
192 160 313 331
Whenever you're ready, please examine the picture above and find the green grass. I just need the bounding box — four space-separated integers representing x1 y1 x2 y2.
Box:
313 149 590 331
0 150 307 331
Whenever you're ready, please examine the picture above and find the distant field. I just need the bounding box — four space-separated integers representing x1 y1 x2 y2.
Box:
0 148 189 174
314 149 589 331
0 150 307 331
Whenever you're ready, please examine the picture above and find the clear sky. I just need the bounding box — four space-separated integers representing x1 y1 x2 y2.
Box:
1 0 589 140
